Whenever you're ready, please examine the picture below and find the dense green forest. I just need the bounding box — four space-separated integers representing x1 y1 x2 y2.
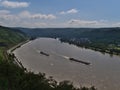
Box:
0 26 26 60
18 28 120 55
0 26 96 90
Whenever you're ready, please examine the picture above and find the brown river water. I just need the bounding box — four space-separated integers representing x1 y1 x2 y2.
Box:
14 38 120 90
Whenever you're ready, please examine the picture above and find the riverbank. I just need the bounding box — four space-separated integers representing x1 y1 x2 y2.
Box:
7 39 30 69
7 39 30 54
59 38 120 56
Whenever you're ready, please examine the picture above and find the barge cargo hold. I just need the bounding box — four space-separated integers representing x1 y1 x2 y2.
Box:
69 58 90 65
40 51 49 56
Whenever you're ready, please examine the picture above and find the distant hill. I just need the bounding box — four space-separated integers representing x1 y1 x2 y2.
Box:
17 27 120 44
16 27 120 55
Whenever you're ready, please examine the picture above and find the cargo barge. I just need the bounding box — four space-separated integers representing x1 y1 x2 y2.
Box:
69 58 90 65
40 51 49 56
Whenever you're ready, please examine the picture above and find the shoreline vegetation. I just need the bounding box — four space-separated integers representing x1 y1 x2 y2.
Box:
0 26 96 90
18 28 120 57
7 40 30 69
59 38 120 56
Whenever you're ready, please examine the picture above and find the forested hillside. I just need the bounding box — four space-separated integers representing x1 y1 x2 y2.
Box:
0 26 26 60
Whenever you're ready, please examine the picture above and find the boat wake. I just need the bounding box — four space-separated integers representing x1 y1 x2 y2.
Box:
51 51 69 59
61 55 69 59
36 50 40 53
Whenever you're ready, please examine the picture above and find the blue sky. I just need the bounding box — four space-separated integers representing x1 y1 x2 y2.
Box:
0 0 120 28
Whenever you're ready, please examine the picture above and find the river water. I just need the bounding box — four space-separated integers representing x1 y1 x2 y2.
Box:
14 38 120 90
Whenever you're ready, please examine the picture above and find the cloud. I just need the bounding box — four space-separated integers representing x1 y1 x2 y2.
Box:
31 14 56 20
18 21 47 28
0 10 20 21
0 10 56 28
67 19 107 27
111 22 120 27
1 0 29 8
0 9 116 28
60 9 78 14
19 11 56 20
0 10 10 14
0 10 56 22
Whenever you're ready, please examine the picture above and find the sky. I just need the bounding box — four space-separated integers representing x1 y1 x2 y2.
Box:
0 0 120 28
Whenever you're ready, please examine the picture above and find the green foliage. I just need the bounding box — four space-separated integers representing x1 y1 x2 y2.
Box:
55 81 75 90
0 26 27 60
0 60 96 90
0 26 26 47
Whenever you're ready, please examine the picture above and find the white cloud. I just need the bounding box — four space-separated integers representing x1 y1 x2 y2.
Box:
19 11 56 20
0 10 56 22
0 10 20 21
67 19 107 27
67 9 78 14
18 11 31 18
1 0 29 8
0 10 57 28
0 14 18 21
60 9 78 14
0 10 10 14
31 14 56 19
18 21 47 28
0 9 117 28
112 22 120 27
69 19 96 25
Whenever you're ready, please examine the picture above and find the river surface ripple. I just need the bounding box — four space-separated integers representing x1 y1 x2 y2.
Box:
14 38 120 90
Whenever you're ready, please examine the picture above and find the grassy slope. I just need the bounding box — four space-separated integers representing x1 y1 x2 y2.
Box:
0 26 26 60
0 26 26 46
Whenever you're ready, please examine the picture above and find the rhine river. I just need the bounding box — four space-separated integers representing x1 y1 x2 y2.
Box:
13 38 120 90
